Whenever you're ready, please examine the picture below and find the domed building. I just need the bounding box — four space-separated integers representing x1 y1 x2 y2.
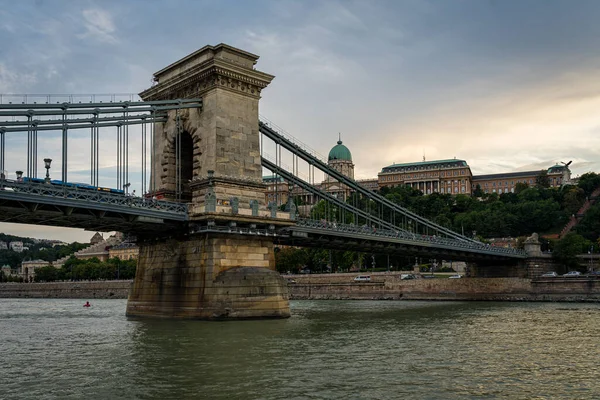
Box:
327 138 354 180
263 136 357 211
321 137 355 201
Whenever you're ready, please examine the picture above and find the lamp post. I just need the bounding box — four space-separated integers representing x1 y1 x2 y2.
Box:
123 182 131 195
16 170 23 182
43 158 52 183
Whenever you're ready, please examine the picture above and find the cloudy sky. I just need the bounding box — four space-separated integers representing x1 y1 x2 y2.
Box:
1 0 600 242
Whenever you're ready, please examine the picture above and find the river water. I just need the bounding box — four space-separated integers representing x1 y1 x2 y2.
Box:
1 299 599 400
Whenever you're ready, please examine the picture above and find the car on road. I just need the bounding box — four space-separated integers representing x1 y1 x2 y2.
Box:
448 274 463 279
354 275 371 282
541 271 558 277
400 274 416 280
563 271 582 277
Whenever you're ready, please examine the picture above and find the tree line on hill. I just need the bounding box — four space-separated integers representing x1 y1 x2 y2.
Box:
0 237 89 269
276 172 600 273
1 256 137 283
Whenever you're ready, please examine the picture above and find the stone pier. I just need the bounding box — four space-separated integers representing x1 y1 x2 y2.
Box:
127 235 289 319
126 43 291 319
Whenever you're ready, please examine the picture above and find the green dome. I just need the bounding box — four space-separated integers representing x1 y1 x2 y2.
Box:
328 140 352 162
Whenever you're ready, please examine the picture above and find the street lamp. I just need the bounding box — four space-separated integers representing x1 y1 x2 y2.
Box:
43 158 52 183
15 170 23 182
123 182 131 195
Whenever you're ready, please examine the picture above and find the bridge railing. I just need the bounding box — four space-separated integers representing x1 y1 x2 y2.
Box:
0 179 188 215
292 218 527 257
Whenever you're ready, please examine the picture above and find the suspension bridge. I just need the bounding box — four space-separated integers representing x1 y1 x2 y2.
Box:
0 43 533 320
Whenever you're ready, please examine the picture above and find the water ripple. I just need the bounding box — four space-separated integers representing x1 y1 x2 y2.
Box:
1 299 599 399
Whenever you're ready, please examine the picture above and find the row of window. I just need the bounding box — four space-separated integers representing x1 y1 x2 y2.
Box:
409 180 467 185
484 188 515 194
422 187 467 194
383 163 465 174
380 169 468 181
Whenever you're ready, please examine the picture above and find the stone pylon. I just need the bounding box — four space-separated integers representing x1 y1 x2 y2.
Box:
126 44 292 319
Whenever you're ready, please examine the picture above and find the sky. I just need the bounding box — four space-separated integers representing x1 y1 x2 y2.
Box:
1 0 600 242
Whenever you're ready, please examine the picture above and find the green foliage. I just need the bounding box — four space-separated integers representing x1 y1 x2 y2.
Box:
0 238 88 269
577 172 600 196
562 186 585 216
33 257 136 282
535 170 551 188
553 233 590 271
514 182 529 194
575 203 600 242
274 247 309 273
368 183 586 240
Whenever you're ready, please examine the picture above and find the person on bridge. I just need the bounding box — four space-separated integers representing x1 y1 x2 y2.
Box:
83 301 91 307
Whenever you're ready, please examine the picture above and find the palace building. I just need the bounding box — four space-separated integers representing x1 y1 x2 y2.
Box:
471 164 571 194
263 137 574 207
378 158 473 195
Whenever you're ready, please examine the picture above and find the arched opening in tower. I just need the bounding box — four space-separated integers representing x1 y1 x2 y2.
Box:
176 131 194 201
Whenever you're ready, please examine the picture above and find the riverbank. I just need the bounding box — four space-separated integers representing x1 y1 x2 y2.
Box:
0 280 132 299
285 272 600 302
1 274 599 302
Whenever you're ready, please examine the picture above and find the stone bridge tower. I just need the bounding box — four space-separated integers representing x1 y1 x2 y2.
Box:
126 44 292 319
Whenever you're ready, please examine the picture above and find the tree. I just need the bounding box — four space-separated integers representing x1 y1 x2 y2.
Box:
575 203 600 242
577 172 600 196
275 247 308 273
535 170 551 188
562 187 585 216
472 184 484 198
34 266 60 282
553 233 590 271
514 182 529 194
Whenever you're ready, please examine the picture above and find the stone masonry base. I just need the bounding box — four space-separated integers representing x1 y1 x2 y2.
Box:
126 234 290 319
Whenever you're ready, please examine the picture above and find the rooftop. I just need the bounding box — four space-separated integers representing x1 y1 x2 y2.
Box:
263 175 286 183
381 158 468 172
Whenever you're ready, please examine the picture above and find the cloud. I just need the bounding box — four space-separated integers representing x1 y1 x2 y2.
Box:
78 9 118 44
4 0 600 241
0 63 38 93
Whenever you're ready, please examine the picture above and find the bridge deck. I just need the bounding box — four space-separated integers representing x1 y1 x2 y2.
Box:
0 180 187 233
